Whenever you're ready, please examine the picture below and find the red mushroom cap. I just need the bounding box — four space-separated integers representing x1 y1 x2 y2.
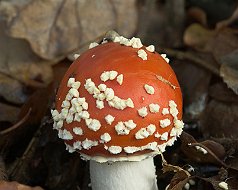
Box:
52 38 183 162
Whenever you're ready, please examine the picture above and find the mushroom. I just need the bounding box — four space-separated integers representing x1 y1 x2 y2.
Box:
51 33 184 190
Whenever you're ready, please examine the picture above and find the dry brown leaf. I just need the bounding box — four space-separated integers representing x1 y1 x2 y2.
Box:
0 63 67 152
219 49 238 94
105 0 137 37
209 83 238 103
210 138 238 171
201 100 238 138
173 60 211 120
183 23 215 51
226 157 238 172
161 157 190 177
0 103 20 123
160 153 191 190
137 0 185 48
0 180 43 190
201 140 226 160
184 24 238 95
0 23 53 85
0 74 27 104
168 173 192 190
0 0 137 60
0 21 54 104
187 7 207 26
184 24 238 61
202 175 238 190
216 6 238 30
0 65 68 157
180 132 226 166
210 29 238 62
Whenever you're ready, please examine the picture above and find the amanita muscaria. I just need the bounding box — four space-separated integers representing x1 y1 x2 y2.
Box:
51 33 184 190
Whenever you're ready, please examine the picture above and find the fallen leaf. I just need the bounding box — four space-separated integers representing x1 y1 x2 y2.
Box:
183 23 215 51
168 168 238 190
0 0 137 60
167 172 191 190
184 25 238 95
187 0 237 26
137 0 185 48
0 109 31 137
216 6 238 30
0 21 54 104
108 0 137 36
211 138 238 156
0 109 31 154
202 174 238 190
209 83 238 103
0 103 20 123
184 24 238 62
211 138 238 171
0 180 43 190
0 73 27 105
219 49 238 94
209 29 238 62
160 153 191 190
0 64 69 159
162 159 190 177
187 7 207 26
0 22 53 85
201 140 226 160
180 132 226 166
0 62 68 155
201 100 238 138
172 60 211 120
226 157 238 172
44 147 83 190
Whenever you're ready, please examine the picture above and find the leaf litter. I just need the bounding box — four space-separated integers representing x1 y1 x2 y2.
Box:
1 0 238 189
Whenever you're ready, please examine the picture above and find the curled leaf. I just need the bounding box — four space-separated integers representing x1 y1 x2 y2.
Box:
183 23 214 51
180 132 226 166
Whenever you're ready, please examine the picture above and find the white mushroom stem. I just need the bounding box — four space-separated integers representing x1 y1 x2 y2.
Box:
90 157 158 190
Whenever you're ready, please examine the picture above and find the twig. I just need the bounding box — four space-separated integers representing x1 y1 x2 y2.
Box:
160 153 191 177
8 116 45 180
158 47 220 76
0 157 7 180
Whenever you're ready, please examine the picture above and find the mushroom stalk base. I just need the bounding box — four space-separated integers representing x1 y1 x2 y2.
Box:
90 157 158 190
